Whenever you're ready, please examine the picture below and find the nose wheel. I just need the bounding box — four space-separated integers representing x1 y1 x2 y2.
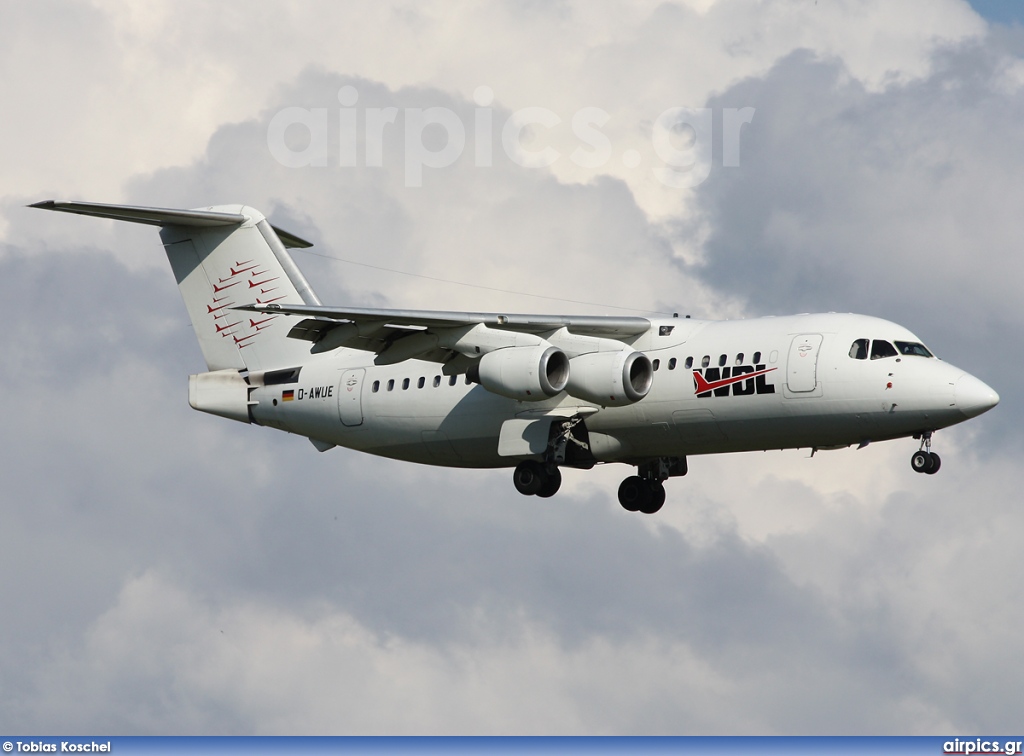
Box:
911 432 941 475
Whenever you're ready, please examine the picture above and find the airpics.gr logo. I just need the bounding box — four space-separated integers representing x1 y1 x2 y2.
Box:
266 85 756 189
693 365 777 398
943 740 1023 755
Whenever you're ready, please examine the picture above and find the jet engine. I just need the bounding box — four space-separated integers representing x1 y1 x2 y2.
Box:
565 350 653 406
468 345 570 401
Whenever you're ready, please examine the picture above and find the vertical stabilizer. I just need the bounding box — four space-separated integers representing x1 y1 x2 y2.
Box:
31 201 321 372
158 206 321 371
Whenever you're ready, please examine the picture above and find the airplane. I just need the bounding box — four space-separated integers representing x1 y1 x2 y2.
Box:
31 200 1000 514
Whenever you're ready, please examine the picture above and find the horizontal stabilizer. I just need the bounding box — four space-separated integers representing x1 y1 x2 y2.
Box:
30 200 313 248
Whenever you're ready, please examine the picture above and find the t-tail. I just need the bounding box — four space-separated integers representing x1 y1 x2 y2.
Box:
31 200 320 374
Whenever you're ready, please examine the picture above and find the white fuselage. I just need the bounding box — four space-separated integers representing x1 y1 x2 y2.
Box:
246 312 996 468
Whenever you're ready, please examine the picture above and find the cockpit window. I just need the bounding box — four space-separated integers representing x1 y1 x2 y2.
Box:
870 340 899 360
895 341 933 358
849 339 869 360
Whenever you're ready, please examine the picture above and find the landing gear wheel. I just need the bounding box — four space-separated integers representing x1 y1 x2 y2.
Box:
513 461 562 497
513 461 545 495
912 431 942 475
917 446 933 471
639 481 666 515
537 467 562 498
618 476 650 512
911 450 936 474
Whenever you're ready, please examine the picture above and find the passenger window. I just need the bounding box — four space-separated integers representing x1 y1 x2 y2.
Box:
387 379 395 391
402 378 410 390
718 354 727 367
735 353 744 366
372 380 379 393
668 358 677 370
895 341 933 358
417 377 425 389
753 351 761 363
685 356 693 369
701 355 710 368
653 359 660 371
449 375 457 386
870 340 898 360
849 339 869 360
433 376 441 387
465 374 472 385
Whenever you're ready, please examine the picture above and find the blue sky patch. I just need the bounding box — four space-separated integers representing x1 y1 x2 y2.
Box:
969 0 1024 25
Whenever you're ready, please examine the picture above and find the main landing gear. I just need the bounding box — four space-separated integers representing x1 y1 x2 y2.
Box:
617 456 687 515
510 417 685 515
512 415 589 499
513 460 562 498
618 476 666 515
911 431 941 475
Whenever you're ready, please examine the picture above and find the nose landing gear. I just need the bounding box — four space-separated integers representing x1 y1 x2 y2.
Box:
911 431 941 474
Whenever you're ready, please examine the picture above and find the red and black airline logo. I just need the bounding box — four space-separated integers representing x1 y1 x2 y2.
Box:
693 365 777 397
205 260 285 350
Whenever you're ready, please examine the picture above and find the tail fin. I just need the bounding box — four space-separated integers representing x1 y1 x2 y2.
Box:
31 200 320 372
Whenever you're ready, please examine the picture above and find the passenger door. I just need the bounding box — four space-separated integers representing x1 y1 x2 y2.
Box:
787 334 823 394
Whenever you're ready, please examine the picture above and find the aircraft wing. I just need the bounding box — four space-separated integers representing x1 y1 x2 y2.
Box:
236 302 652 365
240 303 650 334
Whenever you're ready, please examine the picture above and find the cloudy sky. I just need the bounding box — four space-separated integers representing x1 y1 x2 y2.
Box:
2 0 1022 735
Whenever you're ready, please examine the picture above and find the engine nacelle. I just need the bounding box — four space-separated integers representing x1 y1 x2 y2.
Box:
468 345 570 401
565 350 653 407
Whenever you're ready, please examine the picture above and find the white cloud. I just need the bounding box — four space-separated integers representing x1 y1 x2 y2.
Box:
22 570 744 734
1 0 985 213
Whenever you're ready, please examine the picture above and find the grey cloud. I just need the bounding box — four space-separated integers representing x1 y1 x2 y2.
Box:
687 43 1024 444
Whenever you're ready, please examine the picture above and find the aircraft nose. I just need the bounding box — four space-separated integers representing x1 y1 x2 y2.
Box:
955 373 1000 419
